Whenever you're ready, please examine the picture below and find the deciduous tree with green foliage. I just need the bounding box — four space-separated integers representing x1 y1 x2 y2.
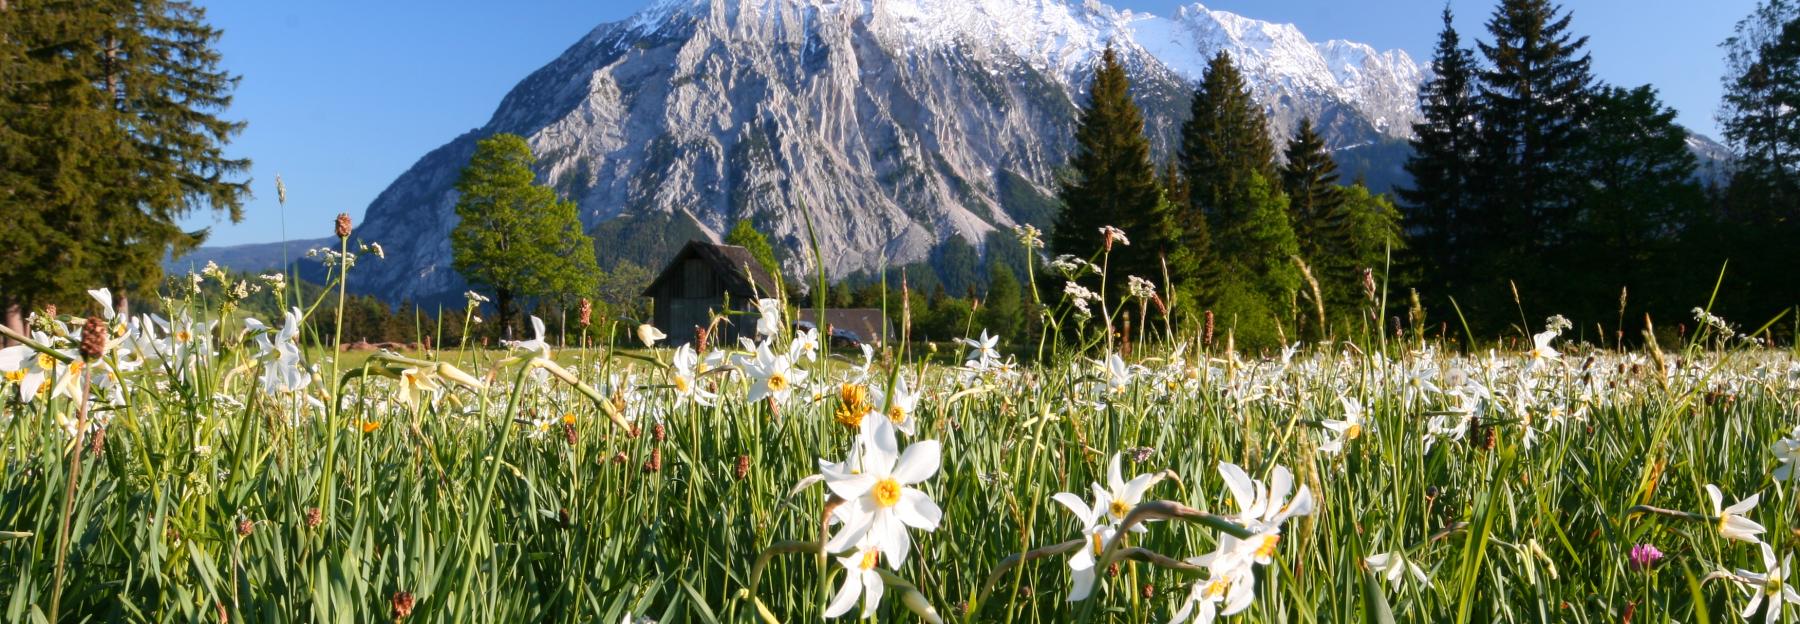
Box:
725 219 782 280
451 133 599 337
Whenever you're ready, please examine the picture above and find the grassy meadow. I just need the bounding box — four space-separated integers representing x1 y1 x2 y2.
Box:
1 240 1799 624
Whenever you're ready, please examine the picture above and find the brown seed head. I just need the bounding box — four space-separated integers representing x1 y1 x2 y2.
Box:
391 591 415 620
80 315 107 360
305 507 322 529
652 422 666 443
577 298 592 327
643 447 662 473
237 518 254 537
335 213 352 239
734 454 751 480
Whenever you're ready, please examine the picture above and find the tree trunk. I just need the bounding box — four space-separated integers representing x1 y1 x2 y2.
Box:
496 288 515 341
115 289 130 319
2 301 22 346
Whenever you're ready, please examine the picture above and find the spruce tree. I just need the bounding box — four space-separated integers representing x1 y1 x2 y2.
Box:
0 0 245 318
1211 174 1301 303
451 133 601 337
1472 0 1596 303
1718 1 1800 322
1180 52 1281 309
85 0 250 315
1180 52 1277 219
1280 118 1343 271
1052 46 1173 294
1400 7 1481 297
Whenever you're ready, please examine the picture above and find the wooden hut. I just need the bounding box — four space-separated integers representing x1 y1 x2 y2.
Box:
640 240 780 346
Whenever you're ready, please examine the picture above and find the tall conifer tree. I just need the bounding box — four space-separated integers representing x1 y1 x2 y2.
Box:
1400 7 1481 296
1052 46 1173 294
1280 118 1343 270
1473 0 1595 300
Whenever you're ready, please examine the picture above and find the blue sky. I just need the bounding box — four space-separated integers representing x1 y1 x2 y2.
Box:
182 0 1756 246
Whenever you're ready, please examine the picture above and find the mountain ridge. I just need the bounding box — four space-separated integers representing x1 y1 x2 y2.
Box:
171 0 1726 304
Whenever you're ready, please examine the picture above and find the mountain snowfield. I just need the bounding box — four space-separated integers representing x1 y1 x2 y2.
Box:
339 0 1416 303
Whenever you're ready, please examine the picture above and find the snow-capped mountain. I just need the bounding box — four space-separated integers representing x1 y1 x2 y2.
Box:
351 0 1428 303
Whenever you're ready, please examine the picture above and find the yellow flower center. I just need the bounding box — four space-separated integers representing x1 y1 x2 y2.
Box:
1344 423 1363 440
859 549 880 570
1109 498 1129 520
1090 532 1106 556
872 478 902 508
888 406 906 425
3 369 23 383
673 375 690 393
361 421 381 433
176 330 192 343
1203 577 1231 599
561 413 576 426
767 372 788 393
37 353 55 370
1254 534 1281 559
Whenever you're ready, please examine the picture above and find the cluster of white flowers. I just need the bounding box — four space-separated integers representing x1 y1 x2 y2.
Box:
1126 275 1157 300
1049 255 1098 278
1013 224 1043 249
305 246 357 270
1063 281 1099 317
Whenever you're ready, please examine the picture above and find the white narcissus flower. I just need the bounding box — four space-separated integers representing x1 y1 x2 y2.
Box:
743 343 805 404
636 324 666 348
755 298 783 338
1365 551 1428 591
1093 453 1156 529
0 335 60 403
258 308 312 395
1218 462 1314 567
821 438 943 567
1172 537 1257 624
504 316 551 356
1049 491 1116 602
1320 396 1368 455
669 344 716 407
394 368 441 409
1526 330 1560 368
791 327 820 362
87 288 116 322
959 330 1000 369
1104 353 1133 395
1773 426 1800 481
823 546 886 619
1708 484 1767 544
883 374 920 436
1736 542 1800 624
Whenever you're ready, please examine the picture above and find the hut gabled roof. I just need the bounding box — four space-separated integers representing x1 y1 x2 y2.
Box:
640 240 781 299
